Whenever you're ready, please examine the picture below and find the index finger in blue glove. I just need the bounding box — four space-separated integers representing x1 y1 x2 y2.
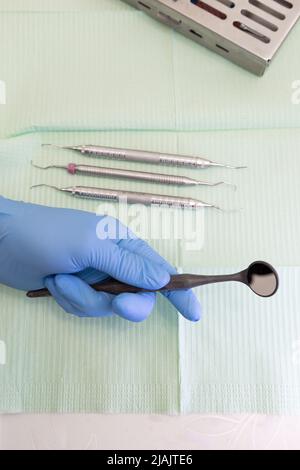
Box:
118 237 202 322
83 239 170 291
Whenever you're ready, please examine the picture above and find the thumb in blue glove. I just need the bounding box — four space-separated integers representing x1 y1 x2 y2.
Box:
0 196 201 322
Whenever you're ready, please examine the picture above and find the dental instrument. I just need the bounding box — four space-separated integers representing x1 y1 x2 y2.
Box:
27 261 279 299
42 144 246 170
31 162 235 189
31 184 234 210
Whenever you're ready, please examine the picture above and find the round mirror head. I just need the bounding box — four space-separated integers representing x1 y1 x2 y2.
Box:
247 261 279 298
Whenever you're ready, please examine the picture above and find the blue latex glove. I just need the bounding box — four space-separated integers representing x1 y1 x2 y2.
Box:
0 196 201 322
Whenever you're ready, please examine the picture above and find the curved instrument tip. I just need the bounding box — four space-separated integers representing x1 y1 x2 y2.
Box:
30 184 60 191
31 161 48 170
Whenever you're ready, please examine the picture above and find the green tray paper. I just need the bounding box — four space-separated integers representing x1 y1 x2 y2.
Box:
0 4 299 413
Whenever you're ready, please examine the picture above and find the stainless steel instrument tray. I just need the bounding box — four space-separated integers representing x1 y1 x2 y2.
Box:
122 0 300 75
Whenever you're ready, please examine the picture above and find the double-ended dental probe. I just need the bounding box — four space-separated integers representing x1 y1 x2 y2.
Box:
31 162 235 189
43 144 246 170
31 184 239 211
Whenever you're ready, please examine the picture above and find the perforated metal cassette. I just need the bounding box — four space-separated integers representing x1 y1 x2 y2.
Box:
122 0 300 75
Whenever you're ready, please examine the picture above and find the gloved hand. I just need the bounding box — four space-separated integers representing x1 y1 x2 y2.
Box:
0 196 201 322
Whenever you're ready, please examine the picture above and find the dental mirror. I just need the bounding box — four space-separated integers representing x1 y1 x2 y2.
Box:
246 261 279 298
27 260 279 299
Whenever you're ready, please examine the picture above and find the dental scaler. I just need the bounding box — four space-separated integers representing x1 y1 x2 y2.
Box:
43 144 246 170
31 162 235 189
31 184 238 211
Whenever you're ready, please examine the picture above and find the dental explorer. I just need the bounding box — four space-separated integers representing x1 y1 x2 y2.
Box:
31 162 235 189
43 144 246 170
31 184 233 210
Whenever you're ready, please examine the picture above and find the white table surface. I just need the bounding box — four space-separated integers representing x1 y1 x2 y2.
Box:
1 414 300 450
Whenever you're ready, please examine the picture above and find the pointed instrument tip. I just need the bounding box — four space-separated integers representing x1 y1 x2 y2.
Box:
42 143 60 148
214 205 243 213
42 143 81 152
210 161 247 170
213 181 237 190
228 165 247 170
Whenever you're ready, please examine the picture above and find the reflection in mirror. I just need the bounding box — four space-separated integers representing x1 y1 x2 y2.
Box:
247 262 278 297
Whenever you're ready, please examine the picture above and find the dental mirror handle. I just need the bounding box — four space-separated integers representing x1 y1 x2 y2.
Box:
27 272 245 298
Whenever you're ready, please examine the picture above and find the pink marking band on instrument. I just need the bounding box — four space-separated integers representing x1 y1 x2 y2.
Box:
67 163 77 175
